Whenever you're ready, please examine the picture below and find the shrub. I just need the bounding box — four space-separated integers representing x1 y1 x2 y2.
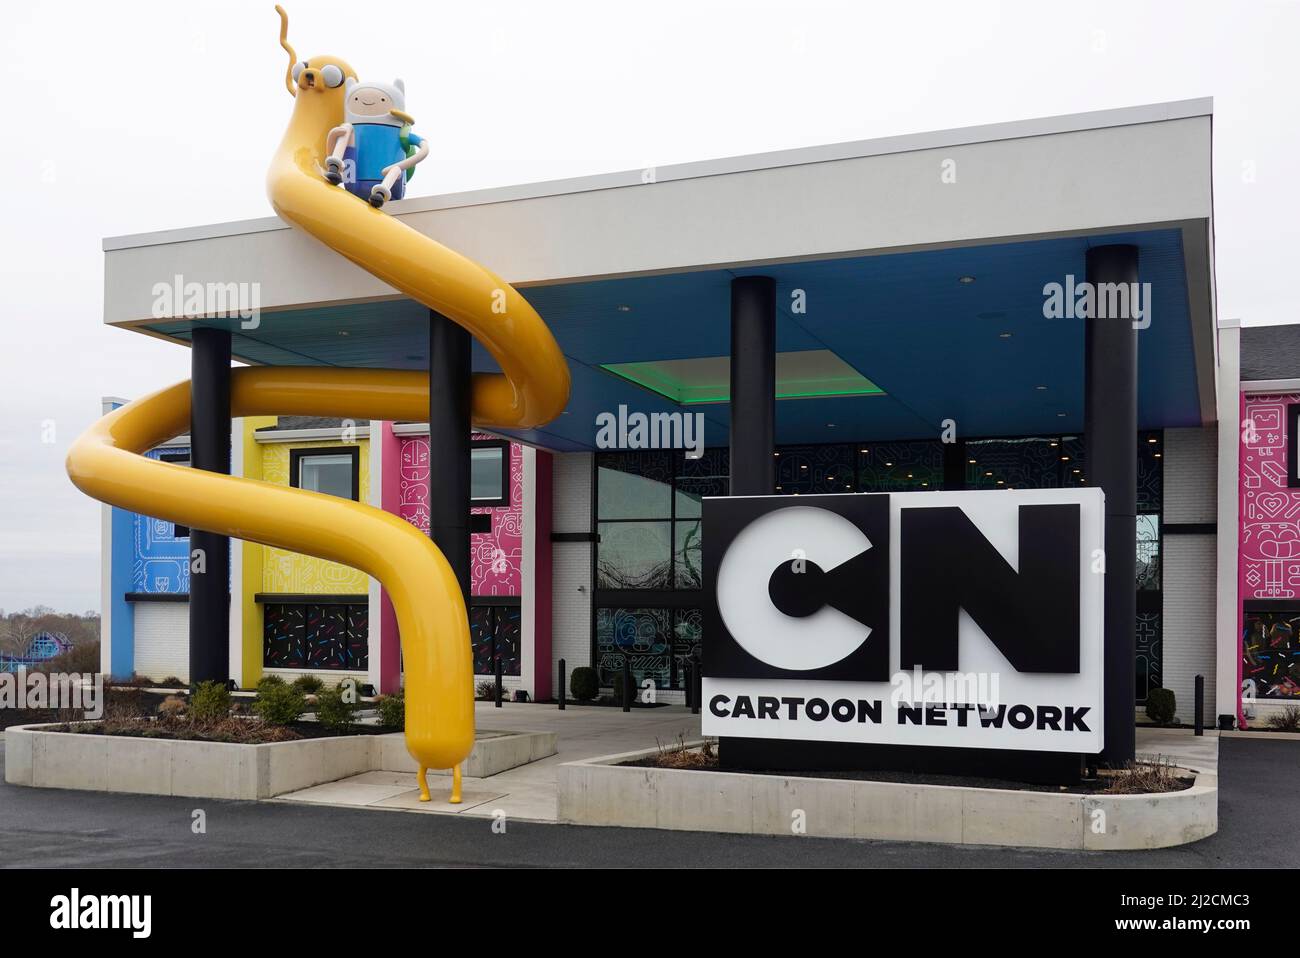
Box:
252 683 306 725
189 681 232 723
157 695 187 719
256 674 286 690
315 684 358 730
37 641 101 675
475 679 497 701
158 676 185 688
570 667 598 702
1267 704 1300 732
1145 687 1176 726
376 691 405 729
103 687 152 720
610 670 633 704
291 674 324 694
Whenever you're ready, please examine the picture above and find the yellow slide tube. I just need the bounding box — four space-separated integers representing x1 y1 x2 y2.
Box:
66 12 570 804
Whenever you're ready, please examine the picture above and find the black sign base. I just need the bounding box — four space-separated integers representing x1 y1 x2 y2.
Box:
718 737 1085 786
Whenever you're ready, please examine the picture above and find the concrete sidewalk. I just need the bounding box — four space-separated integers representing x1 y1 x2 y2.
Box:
274 701 701 821
274 704 1220 824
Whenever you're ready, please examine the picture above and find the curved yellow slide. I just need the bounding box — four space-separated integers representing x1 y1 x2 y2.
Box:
65 9 570 804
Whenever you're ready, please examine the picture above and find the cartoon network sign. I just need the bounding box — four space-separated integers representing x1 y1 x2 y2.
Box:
701 489 1104 753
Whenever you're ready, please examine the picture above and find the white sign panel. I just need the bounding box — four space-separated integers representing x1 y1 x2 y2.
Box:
700 489 1105 753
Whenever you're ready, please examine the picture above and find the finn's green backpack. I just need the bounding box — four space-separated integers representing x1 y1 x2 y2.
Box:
399 124 417 182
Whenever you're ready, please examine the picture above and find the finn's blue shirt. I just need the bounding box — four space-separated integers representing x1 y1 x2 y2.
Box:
351 124 423 180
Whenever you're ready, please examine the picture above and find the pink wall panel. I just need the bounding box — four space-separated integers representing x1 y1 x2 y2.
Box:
1240 394 1300 600
397 433 523 596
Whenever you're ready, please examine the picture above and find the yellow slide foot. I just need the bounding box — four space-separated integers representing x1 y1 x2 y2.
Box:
450 764 463 804
418 766 431 803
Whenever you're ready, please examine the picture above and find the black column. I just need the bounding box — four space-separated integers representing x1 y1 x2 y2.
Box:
1084 244 1139 767
942 438 968 490
428 311 472 603
189 327 232 686
729 276 776 495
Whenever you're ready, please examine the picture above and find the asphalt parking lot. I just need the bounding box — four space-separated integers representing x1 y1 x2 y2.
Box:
0 736 1294 868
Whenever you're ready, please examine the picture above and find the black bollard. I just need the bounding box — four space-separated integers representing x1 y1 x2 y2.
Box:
1194 674 1204 736
558 658 566 710
622 658 632 713
494 653 503 708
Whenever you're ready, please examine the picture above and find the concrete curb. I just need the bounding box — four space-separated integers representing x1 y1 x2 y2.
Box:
4 724 556 800
557 744 1218 850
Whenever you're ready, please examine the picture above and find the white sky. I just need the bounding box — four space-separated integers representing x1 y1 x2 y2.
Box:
1 0 1296 613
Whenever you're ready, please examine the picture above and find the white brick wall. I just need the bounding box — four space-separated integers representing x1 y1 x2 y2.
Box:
551 453 593 685
1163 426 1217 524
1159 425 1218 720
133 602 190 683
1161 535 1217 720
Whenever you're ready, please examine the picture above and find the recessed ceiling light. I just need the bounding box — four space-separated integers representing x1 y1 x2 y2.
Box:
1057 412 1067 418
968 459 976 464
338 330 349 336
1035 385 1048 391
885 461 893 467
1153 453 1162 458
1060 455 1070 461
826 423 836 428
1147 437 1158 444
959 276 976 284
859 448 868 453
616 305 632 312
999 332 1013 339
801 465 808 470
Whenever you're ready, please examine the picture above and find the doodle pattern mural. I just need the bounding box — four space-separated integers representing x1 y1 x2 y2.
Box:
132 447 192 594
398 433 523 596
260 440 369 594
1240 394 1300 697
1240 395 1300 601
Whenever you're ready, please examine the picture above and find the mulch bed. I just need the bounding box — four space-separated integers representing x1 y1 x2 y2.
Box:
622 752 1194 795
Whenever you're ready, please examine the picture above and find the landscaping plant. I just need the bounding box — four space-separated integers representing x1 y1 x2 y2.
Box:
189 681 232 723
252 682 307 726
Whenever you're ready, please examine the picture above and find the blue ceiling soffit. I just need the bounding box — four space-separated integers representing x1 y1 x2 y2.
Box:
146 228 1197 451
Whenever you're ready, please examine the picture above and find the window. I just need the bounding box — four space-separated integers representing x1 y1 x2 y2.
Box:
158 452 191 537
596 449 722 591
263 601 368 670
290 447 359 501
470 604 521 676
471 441 510 506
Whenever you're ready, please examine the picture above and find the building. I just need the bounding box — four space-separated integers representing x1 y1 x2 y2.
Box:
97 97 1262 741
1236 324 1300 723
100 416 534 695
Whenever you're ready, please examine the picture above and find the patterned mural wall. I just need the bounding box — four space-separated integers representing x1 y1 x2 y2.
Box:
132 447 192 594
397 433 524 596
1240 393 1300 698
259 440 370 594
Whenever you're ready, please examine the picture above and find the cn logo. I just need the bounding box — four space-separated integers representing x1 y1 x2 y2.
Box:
703 492 1084 683
705 495 889 681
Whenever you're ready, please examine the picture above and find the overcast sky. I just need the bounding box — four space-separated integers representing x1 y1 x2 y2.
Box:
1 0 1296 614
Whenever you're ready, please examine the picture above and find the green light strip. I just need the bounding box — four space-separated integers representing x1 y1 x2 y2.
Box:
601 363 885 405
